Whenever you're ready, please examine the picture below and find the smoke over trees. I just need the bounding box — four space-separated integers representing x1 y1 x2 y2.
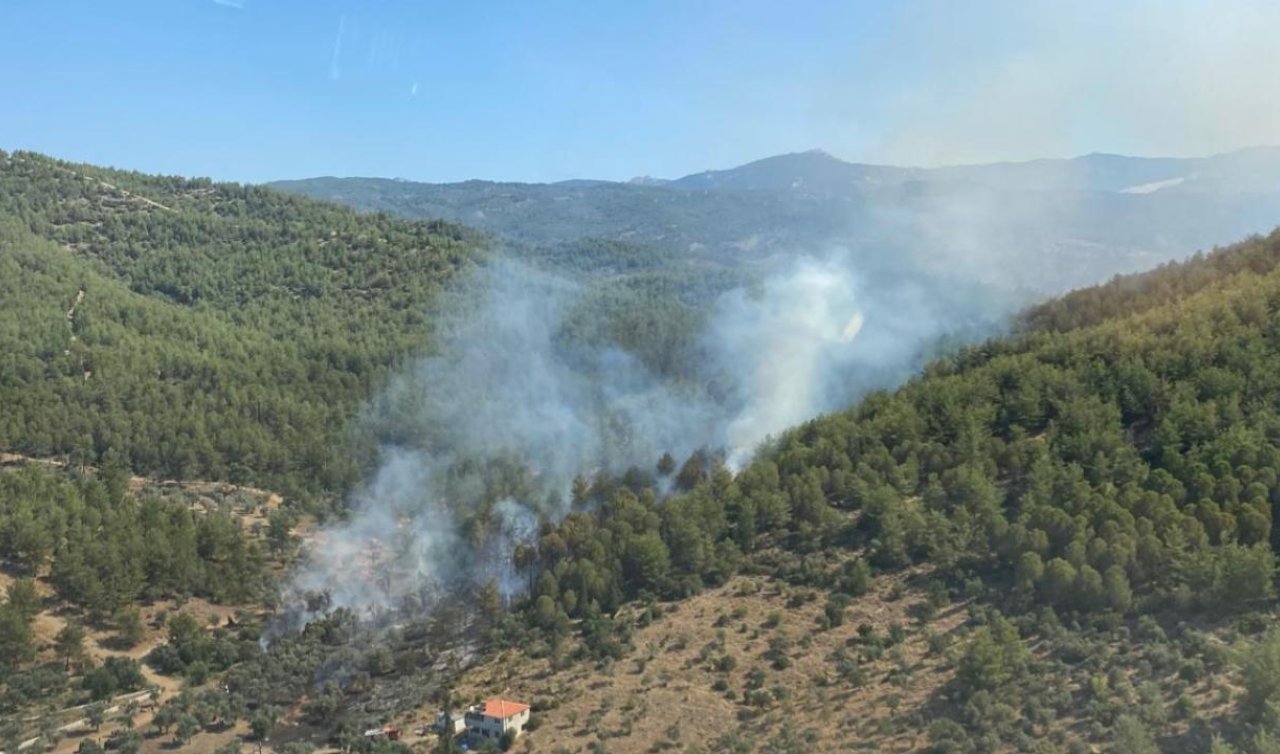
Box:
285 248 1006 621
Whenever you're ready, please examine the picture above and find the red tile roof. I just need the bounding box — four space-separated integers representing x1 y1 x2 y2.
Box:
480 700 530 719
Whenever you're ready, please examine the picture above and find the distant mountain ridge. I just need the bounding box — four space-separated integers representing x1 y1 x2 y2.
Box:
279 145 1280 195
270 146 1280 294
667 146 1280 194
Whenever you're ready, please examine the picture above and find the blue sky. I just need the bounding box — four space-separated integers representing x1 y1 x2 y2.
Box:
1 1 1277 183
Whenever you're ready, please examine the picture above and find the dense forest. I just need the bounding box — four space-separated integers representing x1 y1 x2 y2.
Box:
0 462 271 649
0 150 481 497
0 152 758 499
519 227 1280 628
490 228 1280 752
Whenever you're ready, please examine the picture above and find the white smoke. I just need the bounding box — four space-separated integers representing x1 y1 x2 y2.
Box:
280 249 994 622
713 255 866 467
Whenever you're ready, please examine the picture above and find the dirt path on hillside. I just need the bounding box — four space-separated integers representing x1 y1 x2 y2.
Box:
34 610 180 696
65 289 83 333
0 451 285 510
91 178 174 213
9 608 180 753
11 154 175 214
63 288 86 362
0 451 303 754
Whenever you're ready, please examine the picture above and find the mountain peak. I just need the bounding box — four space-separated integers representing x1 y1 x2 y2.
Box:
627 175 670 186
669 148 901 192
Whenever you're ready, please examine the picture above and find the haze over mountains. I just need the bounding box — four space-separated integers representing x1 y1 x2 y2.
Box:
9 1 1280 750
273 146 1280 294
266 145 1280 630
8 142 1280 754
667 146 1280 193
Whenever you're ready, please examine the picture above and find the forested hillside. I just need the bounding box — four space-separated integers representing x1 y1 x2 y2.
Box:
0 151 479 497
0 152 769 496
8 147 1280 754
0 457 299 754
479 228 1280 753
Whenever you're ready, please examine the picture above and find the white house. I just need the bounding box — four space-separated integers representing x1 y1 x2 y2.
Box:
463 699 531 742
433 710 466 736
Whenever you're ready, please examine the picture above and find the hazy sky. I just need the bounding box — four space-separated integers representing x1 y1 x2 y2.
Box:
2 0 1277 183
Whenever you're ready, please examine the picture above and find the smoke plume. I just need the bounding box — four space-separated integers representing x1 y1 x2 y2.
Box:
281 250 1004 622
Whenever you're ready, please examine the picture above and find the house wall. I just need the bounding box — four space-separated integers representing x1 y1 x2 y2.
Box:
504 709 530 736
464 709 530 741
439 714 465 735
465 712 503 740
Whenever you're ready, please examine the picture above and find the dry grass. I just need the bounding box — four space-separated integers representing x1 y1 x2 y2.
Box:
438 568 967 754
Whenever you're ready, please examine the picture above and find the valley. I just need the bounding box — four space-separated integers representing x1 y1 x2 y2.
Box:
3 149 1280 754
8 4 1280 752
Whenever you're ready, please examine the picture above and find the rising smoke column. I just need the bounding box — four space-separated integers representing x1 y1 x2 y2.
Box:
709 255 867 468
281 250 1000 622
281 259 723 619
